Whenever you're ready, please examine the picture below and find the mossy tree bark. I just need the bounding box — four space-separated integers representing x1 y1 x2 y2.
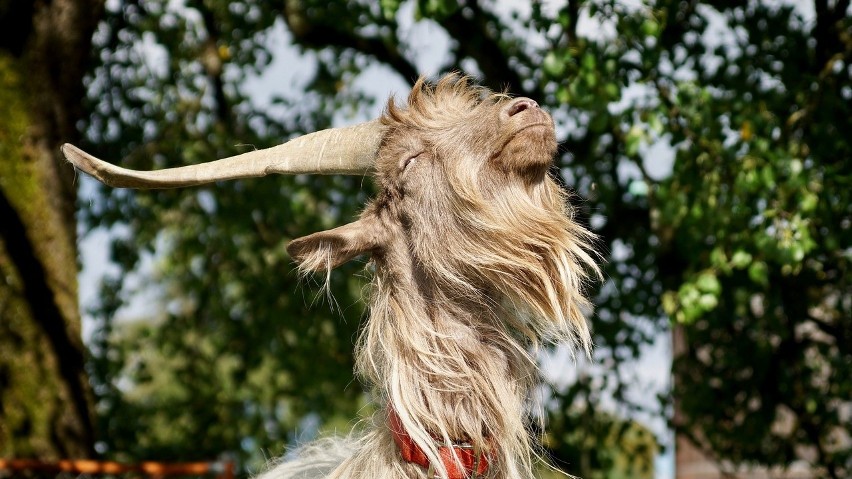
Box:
0 0 103 459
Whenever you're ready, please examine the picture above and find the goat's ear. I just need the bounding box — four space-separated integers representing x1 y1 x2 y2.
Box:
287 216 383 272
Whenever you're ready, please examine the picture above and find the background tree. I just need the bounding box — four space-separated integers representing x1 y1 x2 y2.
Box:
72 0 849 477
0 0 102 459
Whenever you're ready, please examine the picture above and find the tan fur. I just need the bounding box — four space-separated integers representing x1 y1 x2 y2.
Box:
264 75 600 479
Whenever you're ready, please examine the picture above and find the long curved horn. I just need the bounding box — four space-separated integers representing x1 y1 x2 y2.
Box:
62 120 384 188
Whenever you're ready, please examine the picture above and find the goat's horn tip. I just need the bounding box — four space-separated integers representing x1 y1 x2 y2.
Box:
61 143 113 184
61 143 89 165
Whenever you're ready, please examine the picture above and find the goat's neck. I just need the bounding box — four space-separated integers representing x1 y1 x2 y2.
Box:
357 235 536 452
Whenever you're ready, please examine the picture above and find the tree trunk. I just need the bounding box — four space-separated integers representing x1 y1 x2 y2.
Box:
0 0 103 459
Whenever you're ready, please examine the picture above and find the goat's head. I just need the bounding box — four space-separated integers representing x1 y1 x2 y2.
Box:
288 76 598 351
64 74 598 351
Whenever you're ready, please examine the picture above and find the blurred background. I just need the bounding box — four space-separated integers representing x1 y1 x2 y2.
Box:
0 0 849 478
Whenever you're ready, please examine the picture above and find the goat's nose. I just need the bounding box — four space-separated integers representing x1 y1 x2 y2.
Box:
502 97 539 119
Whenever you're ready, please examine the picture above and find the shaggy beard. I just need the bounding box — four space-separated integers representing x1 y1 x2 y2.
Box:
347 175 599 479
413 172 600 351
481 176 600 351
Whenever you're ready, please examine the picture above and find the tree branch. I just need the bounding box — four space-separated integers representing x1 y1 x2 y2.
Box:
188 0 234 131
282 1 419 84
814 0 851 68
437 0 540 98
563 0 581 48
658 0 699 50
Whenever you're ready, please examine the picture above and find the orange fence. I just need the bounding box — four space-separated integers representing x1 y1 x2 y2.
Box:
0 458 234 478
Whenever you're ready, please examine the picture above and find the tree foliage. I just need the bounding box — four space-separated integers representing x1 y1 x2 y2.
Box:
78 0 850 477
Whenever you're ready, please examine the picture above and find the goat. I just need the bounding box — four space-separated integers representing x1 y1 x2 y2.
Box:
64 74 600 479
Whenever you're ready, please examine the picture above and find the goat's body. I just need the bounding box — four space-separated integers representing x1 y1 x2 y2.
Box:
258 432 385 479
259 429 429 479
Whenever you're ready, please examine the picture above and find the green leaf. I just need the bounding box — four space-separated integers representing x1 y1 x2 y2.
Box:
581 53 596 71
379 0 403 19
799 191 818 213
626 125 644 156
731 250 753 269
641 19 659 38
748 261 769 287
696 271 721 295
628 180 649 197
543 51 566 77
698 293 718 311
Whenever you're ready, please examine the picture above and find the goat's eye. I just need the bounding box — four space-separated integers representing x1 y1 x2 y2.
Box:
400 153 420 172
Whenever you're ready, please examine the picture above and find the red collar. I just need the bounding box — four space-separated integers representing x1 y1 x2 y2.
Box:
388 409 491 479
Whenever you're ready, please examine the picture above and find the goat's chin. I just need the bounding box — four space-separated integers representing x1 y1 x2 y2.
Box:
494 128 557 180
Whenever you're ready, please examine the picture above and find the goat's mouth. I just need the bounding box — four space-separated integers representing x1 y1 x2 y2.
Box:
503 122 554 147
489 123 557 177
513 122 551 135
507 122 556 149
